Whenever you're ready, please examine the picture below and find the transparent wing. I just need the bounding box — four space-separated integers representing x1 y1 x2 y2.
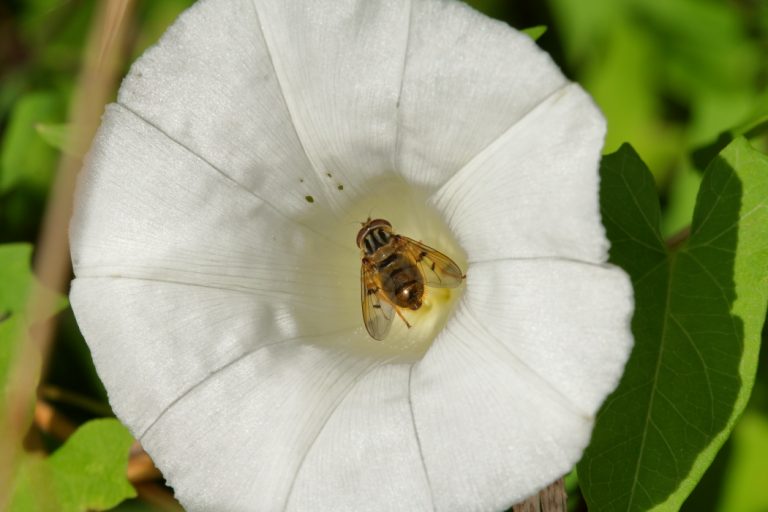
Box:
360 262 394 341
401 237 465 288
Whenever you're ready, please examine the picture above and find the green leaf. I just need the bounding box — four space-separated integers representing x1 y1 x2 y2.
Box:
691 98 768 171
48 419 137 511
0 245 43 389
8 420 136 512
7 454 59 512
578 138 768 511
0 92 64 193
660 163 702 238
521 25 547 41
0 243 68 324
0 244 39 314
35 123 76 156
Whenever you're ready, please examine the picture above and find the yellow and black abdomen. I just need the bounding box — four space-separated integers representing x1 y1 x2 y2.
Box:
375 249 424 310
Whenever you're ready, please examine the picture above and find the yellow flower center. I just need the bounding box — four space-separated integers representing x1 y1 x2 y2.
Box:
302 174 467 362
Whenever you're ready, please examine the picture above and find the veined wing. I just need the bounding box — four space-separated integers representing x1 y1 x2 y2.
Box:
360 262 394 340
401 237 465 288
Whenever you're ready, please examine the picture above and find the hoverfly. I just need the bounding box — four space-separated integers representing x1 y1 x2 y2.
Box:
357 218 465 340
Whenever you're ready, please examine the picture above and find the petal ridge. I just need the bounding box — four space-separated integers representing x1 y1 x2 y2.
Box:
395 0 571 191
429 82 607 263
137 336 289 439
410 314 591 511
407 363 437 512
116 103 350 252
468 255 620 268
393 0 415 174
462 258 634 414
452 302 591 420
283 361 383 508
250 0 412 199
246 0 324 183
74 269 357 304
432 81 572 230
139 343 378 510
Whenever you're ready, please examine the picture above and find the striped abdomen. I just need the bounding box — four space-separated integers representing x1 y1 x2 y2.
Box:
372 245 424 310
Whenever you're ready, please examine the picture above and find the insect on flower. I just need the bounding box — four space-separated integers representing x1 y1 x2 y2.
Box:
68 0 636 508
357 218 465 340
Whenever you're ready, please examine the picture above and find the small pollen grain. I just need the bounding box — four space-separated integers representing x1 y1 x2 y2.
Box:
305 195 315 203
326 172 332 178
337 184 344 191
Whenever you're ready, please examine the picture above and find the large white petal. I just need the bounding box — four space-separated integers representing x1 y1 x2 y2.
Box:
430 83 608 263
411 314 589 512
286 364 432 511
138 342 377 511
70 278 362 437
396 0 569 190
70 105 370 434
410 259 633 511
252 0 411 202
464 258 633 414
72 104 358 288
117 0 329 224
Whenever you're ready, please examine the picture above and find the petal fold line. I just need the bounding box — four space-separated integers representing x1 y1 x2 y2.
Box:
283 361 384 508
467 255 619 270
247 0 324 183
407 363 437 512
451 304 593 422
428 81 577 224
137 333 362 440
115 102 351 252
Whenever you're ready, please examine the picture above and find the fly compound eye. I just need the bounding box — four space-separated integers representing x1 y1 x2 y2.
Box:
357 218 392 248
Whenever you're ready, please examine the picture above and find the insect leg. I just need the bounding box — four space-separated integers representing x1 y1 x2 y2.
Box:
376 292 412 328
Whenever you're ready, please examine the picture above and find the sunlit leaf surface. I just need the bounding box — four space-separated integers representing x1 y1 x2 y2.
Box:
579 138 768 511
9 419 136 512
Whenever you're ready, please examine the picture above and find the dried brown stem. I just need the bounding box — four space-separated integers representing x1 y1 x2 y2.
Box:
666 225 691 251
127 442 163 484
33 400 77 441
39 385 114 417
512 478 567 512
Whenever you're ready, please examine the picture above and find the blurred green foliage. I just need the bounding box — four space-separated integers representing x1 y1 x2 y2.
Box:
0 243 67 384
1 0 766 510
1 2 193 510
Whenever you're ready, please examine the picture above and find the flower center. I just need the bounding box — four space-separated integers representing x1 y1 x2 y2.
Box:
296 174 467 363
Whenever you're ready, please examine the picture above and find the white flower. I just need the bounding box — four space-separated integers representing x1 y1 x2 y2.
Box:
69 0 633 510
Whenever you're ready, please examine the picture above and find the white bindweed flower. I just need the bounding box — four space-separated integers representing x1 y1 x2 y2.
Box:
69 0 633 510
